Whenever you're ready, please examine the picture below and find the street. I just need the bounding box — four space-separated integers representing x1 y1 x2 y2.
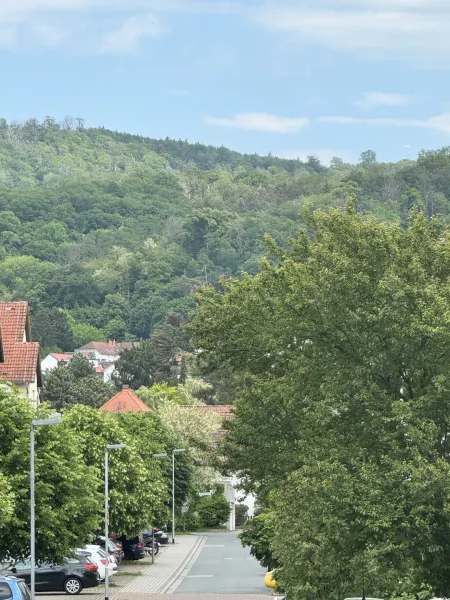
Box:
174 531 271 596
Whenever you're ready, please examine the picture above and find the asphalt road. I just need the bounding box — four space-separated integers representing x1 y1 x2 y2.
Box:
174 531 270 596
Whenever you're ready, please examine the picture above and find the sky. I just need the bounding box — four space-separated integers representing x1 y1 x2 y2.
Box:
1 0 450 165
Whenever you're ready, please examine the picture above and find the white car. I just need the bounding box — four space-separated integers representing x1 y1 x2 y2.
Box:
78 545 115 581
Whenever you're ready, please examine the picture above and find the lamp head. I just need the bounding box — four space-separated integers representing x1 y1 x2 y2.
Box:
106 444 127 450
32 414 62 427
173 448 185 454
153 453 168 458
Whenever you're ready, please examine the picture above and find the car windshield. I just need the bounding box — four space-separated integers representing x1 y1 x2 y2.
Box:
14 561 31 570
97 548 106 558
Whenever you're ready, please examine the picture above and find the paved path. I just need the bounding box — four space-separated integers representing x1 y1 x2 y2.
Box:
171 531 272 597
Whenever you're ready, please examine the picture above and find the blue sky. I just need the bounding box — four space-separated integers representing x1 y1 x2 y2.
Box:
1 0 450 164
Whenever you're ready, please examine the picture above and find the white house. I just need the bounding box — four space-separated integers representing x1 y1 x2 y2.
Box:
41 352 73 374
75 341 133 365
95 362 116 383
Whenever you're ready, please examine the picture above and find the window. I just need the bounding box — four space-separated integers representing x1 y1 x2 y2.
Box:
65 558 82 564
0 582 12 600
18 581 31 600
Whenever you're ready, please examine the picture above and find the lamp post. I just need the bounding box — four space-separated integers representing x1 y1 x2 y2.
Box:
105 444 126 600
171 449 185 544
30 415 62 600
151 453 167 563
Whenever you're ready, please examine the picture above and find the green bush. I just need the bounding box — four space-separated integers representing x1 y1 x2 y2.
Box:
239 511 277 570
177 513 202 531
235 503 249 527
197 492 230 528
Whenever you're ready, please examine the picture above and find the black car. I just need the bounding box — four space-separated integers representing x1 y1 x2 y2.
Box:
9 556 100 595
117 535 145 561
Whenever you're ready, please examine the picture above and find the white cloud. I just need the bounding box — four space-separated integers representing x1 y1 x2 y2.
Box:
255 0 450 62
318 113 450 135
276 148 355 165
31 23 68 46
354 92 412 109
205 112 310 133
100 14 164 54
0 0 238 52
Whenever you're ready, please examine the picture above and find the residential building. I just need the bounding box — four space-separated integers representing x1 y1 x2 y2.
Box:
94 362 115 382
0 302 42 403
41 341 123 383
41 352 73 374
75 341 133 364
99 385 151 413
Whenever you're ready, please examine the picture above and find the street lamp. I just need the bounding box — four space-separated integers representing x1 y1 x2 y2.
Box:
151 453 167 562
30 415 62 600
171 449 185 544
104 444 126 600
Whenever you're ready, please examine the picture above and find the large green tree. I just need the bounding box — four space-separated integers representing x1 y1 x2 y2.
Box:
191 207 450 600
0 391 101 564
63 405 169 535
41 355 114 411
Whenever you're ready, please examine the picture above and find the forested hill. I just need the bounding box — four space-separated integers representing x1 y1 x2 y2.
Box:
0 116 306 186
1 116 450 358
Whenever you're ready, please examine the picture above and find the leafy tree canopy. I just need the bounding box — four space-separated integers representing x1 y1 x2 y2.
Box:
190 207 450 600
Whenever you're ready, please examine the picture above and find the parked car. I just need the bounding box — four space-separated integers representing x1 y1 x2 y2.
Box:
92 537 123 565
117 535 145 561
153 527 169 545
78 546 116 581
0 576 32 600
9 556 100 595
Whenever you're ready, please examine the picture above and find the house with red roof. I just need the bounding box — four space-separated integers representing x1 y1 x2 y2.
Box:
99 385 151 413
75 341 133 364
0 302 42 403
41 352 74 374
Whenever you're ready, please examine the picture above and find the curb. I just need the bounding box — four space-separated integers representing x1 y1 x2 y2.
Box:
162 535 206 595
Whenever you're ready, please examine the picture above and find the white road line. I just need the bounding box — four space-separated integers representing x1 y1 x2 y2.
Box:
185 575 214 578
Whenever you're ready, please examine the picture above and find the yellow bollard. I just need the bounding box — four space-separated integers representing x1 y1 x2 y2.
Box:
264 571 277 589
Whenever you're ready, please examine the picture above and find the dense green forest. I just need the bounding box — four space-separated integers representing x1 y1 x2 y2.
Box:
1 117 450 356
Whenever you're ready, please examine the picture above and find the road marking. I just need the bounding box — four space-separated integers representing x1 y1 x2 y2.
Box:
185 575 214 578
224 557 233 560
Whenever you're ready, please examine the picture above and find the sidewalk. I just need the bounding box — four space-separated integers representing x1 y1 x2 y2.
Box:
37 535 204 600
117 535 204 596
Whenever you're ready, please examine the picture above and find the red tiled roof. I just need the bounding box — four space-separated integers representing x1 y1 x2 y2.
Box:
0 302 29 344
78 341 133 355
0 302 41 385
99 387 151 413
0 342 40 383
50 353 72 361
96 366 105 373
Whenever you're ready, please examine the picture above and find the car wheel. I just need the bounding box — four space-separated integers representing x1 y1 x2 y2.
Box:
64 577 83 595
153 545 159 555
